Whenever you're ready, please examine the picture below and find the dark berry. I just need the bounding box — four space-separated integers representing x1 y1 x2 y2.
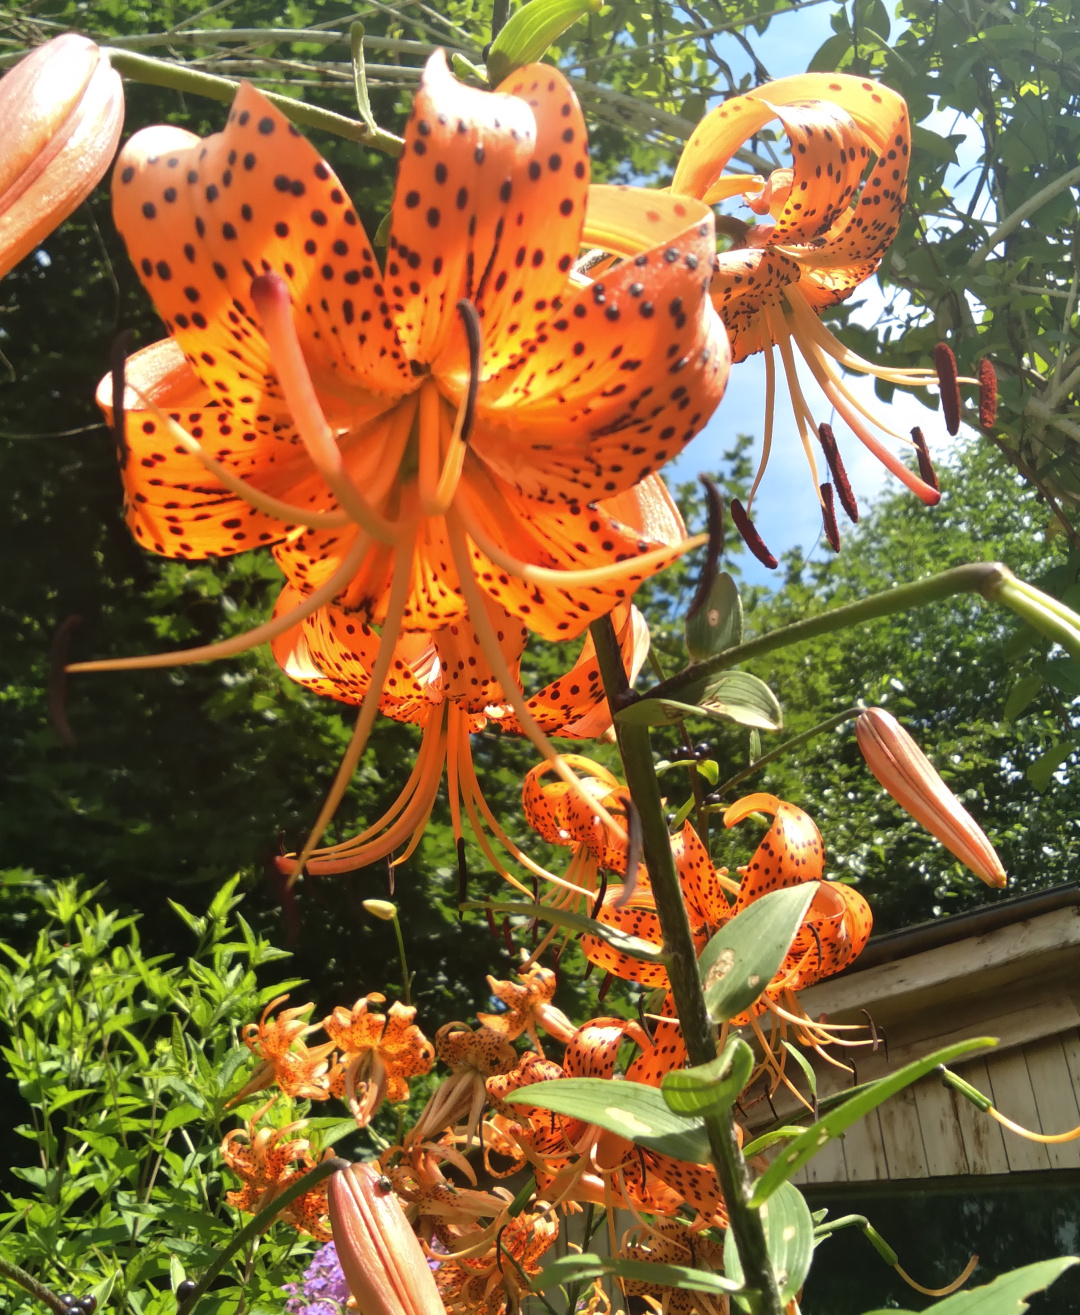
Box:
177 1281 197 1301
58 1297 77 1309
704 792 723 807
694 742 713 758
80 1298 97 1315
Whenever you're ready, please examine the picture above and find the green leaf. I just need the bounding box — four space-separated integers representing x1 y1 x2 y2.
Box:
1026 740 1077 791
535 1252 739 1296
1003 673 1044 720
661 1038 754 1116
700 671 783 731
860 1257 1078 1315
724 1182 814 1307
749 1037 997 1205
171 1013 187 1072
685 572 743 660
1038 656 1080 698
504 1077 711 1163
487 0 602 84
781 1041 818 1101
459 902 668 963
741 1127 805 1158
697 885 817 1024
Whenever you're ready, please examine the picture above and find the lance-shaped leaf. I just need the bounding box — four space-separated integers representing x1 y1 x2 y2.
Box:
615 672 781 733
487 0 602 84
460 901 669 964
723 1182 814 1307
504 1077 711 1163
535 1253 740 1297
661 1037 754 1117
750 1037 997 1205
697 884 818 1023
860 1256 1079 1315
686 572 743 660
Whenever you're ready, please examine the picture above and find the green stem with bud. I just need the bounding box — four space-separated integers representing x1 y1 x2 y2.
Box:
643 561 1080 704
590 614 783 1315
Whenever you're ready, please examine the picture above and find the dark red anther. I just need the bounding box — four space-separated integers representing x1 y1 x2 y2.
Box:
911 427 939 492
730 498 778 569
48 614 81 748
978 359 998 429
501 915 514 953
933 342 961 436
485 907 498 938
816 423 859 523
820 483 841 552
597 971 616 1003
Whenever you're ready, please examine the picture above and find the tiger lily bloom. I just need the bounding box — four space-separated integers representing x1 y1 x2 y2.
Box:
80 51 728 861
670 74 980 553
856 707 1006 887
323 994 435 1128
0 35 123 281
222 1100 332 1239
329 1162 446 1315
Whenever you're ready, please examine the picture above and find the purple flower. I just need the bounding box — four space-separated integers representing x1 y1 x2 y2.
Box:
284 1242 351 1315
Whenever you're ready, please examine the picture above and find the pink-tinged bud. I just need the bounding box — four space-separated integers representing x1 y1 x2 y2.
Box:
0 35 124 280
328 1163 445 1315
856 708 1006 888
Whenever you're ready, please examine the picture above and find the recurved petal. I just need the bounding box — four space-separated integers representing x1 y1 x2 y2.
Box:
580 890 669 988
112 83 409 406
96 339 324 557
474 186 730 503
724 793 825 909
521 755 620 846
0 35 123 280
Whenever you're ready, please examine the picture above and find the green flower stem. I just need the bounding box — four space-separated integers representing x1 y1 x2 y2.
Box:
101 49 404 156
590 615 782 1315
712 706 865 800
179 1157 350 1315
645 562 1036 704
0 1254 69 1315
391 910 412 1006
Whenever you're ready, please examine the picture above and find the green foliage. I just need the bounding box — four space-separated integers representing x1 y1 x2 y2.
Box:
0 874 324 1315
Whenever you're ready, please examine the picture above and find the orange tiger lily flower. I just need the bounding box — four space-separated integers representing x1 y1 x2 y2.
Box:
0 35 123 281
222 1101 332 1239
670 74 978 549
81 51 728 865
489 1018 727 1226
323 994 435 1128
620 1218 729 1315
436 1210 558 1315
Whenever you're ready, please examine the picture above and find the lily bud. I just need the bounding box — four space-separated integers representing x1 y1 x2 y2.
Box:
0 35 124 280
856 708 1006 888
328 1163 445 1315
363 899 398 921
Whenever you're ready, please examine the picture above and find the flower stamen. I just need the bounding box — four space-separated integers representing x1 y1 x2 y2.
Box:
933 342 962 436
729 497 778 570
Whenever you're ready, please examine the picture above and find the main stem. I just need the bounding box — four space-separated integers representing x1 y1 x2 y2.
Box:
590 616 783 1315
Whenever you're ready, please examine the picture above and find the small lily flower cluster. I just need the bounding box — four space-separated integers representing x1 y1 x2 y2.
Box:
220 735 1004 1315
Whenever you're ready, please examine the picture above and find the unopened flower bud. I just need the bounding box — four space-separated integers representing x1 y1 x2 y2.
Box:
363 899 398 921
0 35 124 280
329 1163 445 1315
856 708 1006 888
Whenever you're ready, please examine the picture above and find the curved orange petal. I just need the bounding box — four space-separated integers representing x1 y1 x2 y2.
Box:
724 793 825 909
781 880 873 988
473 186 730 503
581 890 667 988
672 822 731 933
520 756 620 846
112 84 409 407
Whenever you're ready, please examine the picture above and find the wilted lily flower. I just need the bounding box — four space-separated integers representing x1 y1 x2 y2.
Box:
329 1162 446 1315
856 707 1006 887
0 35 123 280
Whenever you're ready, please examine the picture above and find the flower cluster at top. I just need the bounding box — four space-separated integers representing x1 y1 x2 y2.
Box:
222 757 875 1315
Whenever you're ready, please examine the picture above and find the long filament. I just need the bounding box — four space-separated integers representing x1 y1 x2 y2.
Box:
447 510 629 853
747 334 777 509
283 528 418 881
68 531 370 674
